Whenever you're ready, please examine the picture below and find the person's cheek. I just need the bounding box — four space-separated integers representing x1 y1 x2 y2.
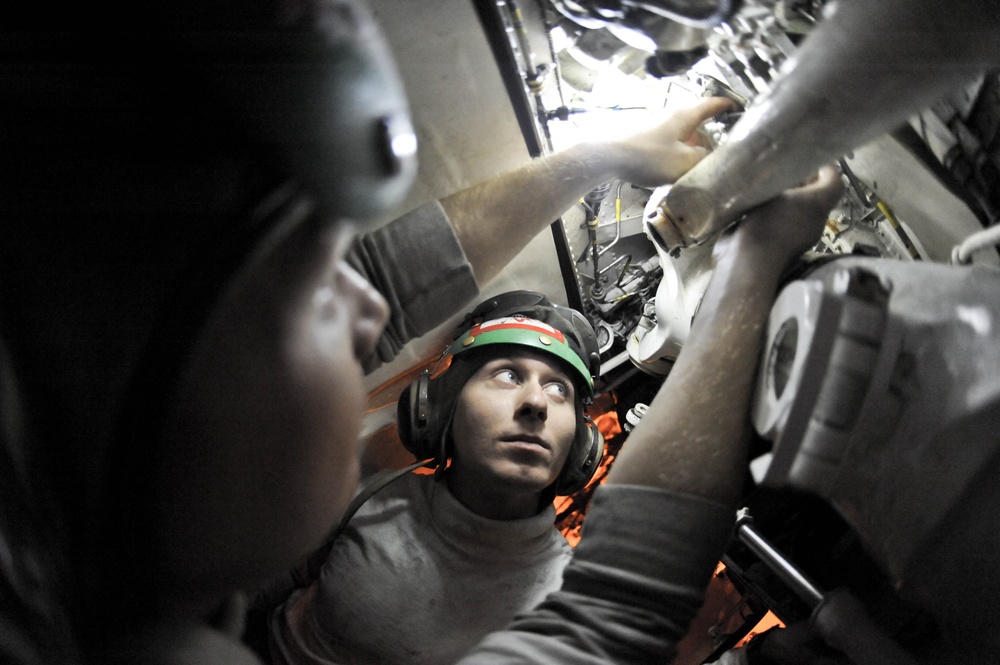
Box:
290 284 368 531
152 259 371 604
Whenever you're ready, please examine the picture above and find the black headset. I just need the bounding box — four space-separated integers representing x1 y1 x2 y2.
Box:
397 291 604 496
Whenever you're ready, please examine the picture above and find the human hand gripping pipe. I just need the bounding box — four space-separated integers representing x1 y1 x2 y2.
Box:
644 0 1000 253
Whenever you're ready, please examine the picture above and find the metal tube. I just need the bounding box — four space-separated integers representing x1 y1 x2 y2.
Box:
645 0 1000 251
735 510 919 665
838 158 874 208
594 182 624 260
735 516 825 608
597 253 629 276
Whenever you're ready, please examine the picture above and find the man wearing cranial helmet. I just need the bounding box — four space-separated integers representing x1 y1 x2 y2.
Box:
265 291 606 665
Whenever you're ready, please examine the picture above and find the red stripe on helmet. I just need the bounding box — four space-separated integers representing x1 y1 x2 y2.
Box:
469 316 566 343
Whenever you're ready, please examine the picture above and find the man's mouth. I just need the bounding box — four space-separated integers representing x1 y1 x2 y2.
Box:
501 434 549 451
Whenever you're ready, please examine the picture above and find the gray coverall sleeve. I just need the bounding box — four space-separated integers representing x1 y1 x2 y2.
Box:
456 484 735 664
348 200 479 371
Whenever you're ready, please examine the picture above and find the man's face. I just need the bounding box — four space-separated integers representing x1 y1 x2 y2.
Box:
157 215 389 604
449 350 579 502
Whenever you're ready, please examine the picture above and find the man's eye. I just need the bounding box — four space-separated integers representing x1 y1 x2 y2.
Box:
544 382 569 398
494 369 519 384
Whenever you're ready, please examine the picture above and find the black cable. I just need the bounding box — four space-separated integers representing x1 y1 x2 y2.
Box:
305 458 434 580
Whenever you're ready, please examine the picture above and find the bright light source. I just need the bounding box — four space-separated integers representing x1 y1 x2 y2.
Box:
391 130 418 159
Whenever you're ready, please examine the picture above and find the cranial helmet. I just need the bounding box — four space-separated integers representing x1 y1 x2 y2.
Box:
397 291 604 496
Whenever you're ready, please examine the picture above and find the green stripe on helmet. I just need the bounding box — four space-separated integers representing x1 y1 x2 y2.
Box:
449 325 594 394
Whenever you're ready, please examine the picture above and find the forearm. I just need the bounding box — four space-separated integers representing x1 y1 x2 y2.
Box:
441 98 733 287
457 485 733 664
608 234 782 507
608 165 843 506
440 142 619 287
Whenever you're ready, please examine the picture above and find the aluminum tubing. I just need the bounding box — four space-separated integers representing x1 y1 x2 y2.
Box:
646 0 1000 250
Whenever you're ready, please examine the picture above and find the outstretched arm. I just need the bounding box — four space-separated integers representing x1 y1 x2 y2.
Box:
608 165 845 506
442 97 734 286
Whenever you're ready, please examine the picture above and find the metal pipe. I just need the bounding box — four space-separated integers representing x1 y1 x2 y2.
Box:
597 253 630 276
838 158 874 208
839 158 920 258
735 511 824 608
645 0 1000 251
596 181 626 259
588 217 603 295
735 510 918 665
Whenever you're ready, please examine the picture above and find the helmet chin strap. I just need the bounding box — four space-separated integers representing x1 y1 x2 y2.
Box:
432 419 453 482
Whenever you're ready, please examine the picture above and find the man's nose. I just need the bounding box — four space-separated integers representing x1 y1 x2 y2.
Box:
517 381 548 421
340 262 390 361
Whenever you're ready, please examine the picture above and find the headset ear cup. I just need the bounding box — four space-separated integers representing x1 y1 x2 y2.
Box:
397 371 433 460
554 416 604 496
